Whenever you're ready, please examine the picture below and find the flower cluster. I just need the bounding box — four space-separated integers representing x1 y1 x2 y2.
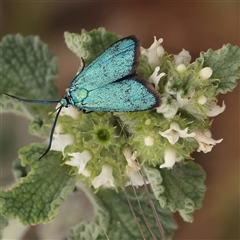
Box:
116 37 224 169
52 34 225 189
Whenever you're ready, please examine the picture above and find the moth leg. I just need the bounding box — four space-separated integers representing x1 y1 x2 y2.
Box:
82 109 93 114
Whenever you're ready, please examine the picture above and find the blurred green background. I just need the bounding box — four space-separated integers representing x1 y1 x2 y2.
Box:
1 1 239 239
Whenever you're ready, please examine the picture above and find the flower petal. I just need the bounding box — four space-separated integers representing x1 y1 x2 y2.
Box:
144 136 155 146
174 49 191 66
141 36 164 68
122 147 140 173
159 122 195 145
193 130 223 153
198 67 213 80
206 101 226 117
176 64 187 73
160 147 176 168
66 150 92 174
51 133 74 155
125 171 146 187
92 164 115 189
148 66 166 90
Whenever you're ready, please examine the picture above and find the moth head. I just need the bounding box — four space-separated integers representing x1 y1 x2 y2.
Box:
60 97 70 108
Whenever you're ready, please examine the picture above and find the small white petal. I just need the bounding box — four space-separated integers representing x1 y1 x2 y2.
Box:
174 49 191 66
176 64 187 72
122 147 139 173
141 37 164 68
193 130 223 153
66 150 92 174
92 164 115 189
197 95 207 105
206 101 226 117
159 122 195 145
144 136 155 146
51 133 74 155
125 171 147 187
60 106 80 119
199 67 213 80
159 128 179 145
148 66 166 90
157 44 165 56
160 147 176 168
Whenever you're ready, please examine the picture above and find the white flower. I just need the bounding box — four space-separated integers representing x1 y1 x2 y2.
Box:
176 64 187 73
92 164 115 189
160 147 183 169
197 95 207 105
206 101 226 117
141 36 164 68
122 147 140 173
159 122 196 145
66 150 92 174
144 136 155 146
125 171 146 187
122 147 148 187
148 66 166 90
198 67 213 80
193 130 223 153
174 49 191 66
51 132 74 156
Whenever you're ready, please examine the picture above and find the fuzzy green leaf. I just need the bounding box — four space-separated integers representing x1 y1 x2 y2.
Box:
69 188 177 239
0 34 58 118
64 28 120 69
68 188 110 240
144 161 206 222
0 144 76 225
196 44 240 94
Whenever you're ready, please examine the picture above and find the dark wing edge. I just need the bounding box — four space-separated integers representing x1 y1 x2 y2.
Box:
121 35 141 77
132 75 161 109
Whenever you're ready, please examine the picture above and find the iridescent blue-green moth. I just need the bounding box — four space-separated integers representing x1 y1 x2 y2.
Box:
4 36 161 158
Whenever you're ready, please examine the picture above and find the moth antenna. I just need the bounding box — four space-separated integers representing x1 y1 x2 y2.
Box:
38 105 63 160
3 92 62 159
3 92 59 104
48 105 61 120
